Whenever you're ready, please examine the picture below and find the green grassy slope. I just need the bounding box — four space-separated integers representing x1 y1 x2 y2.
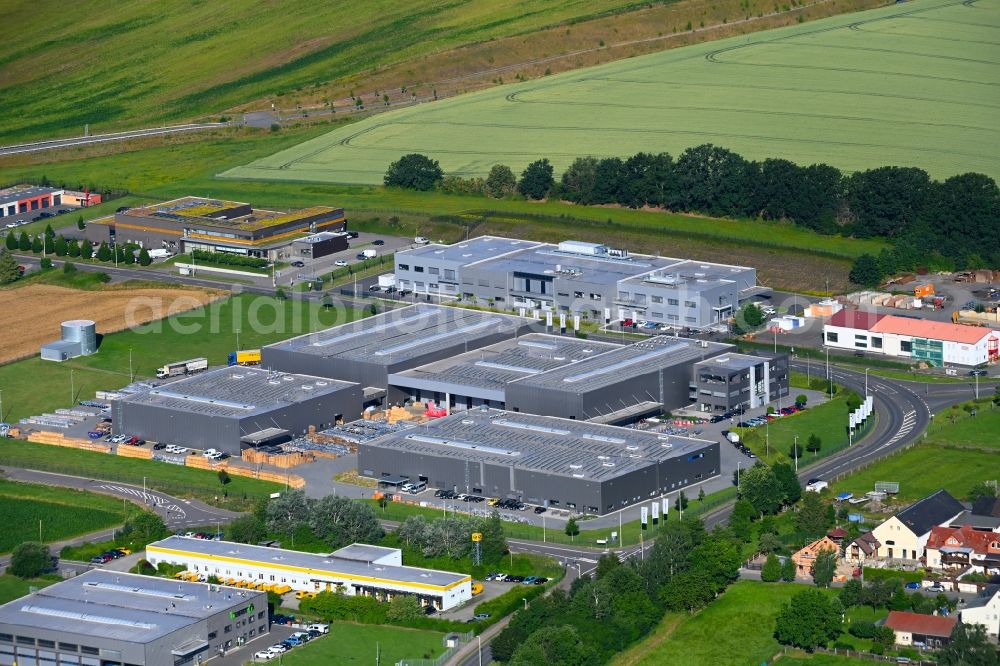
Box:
228 0 1000 183
0 0 669 142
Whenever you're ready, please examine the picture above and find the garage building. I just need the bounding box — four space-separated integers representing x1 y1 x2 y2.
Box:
357 408 720 515
0 186 63 219
146 537 472 611
0 569 267 666
113 366 362 454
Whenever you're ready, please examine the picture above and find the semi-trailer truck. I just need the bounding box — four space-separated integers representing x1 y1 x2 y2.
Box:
155 357 208 379
227 349 262 366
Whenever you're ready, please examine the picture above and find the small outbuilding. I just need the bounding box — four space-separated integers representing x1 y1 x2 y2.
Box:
40 319 98 361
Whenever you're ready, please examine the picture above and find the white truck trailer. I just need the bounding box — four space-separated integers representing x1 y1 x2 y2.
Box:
156 357 208 379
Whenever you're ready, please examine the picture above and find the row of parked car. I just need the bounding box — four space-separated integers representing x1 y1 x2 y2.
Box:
433 489 552 514
90 546 132 564
254 625 330 661
484 572 549 585
735 403 807 429
3 208 74 228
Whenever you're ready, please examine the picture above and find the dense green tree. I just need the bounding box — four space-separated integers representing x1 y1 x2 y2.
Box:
729 499 754 542
812 549 837 587
81 241 93 260
383 153 443 191
96 241 111 261
796 491 830 538
53 235 67 257
642 519 704 596
759 531 782 554
774 589 842 650
138 247 152 266
0 250 20 284
308 494 383 549
126 512 169 543
674 490 689 513
559 157 599 204
39 257 52 270
485 164 517 198
772 462 801 505
761 553 782 582
592 157 627 204
226 514 266 544
9 542 52 578
740 463 783 517
518 159 555 200
671 144 756 217
115 245 126 264
733 302 766 334
62 261 76 274
77 215 85 230
781 555 797 582
44 223 55 240
67 239 80 257
265 489 312 537
757 159 842 232
849 253 883 287
839 578 863 608
5 230 15 251
921 173 1000 269
477 509 507 563
32 235 43 253
509 625 596 666
968 480 997 503
938 623 1000 666
846 166 932 238
385 594 423 621
806 433 822 453
17 231 30 252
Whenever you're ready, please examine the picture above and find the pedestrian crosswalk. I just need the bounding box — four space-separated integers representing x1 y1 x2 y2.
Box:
98 484 187 519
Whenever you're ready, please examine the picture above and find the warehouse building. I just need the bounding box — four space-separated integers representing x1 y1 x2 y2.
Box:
393 236 763 330
690 352 789 413
262 304 533 394
290 231 349 259
84 196 347 260
146 537 472 611
0 569 266 666
0 185 63 219
501 336 734 422
359 408 719 514
113 366 362 454
823 310 999 366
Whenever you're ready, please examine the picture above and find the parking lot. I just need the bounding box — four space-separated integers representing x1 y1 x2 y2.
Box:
279 231 413 287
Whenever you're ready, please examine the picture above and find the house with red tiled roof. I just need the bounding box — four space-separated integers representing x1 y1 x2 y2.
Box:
823 309 999 366
926 524 1000 574
884 611 957 648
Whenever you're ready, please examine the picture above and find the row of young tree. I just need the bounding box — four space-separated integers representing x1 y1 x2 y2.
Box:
385 149 999 276
491 518 742 664
4 228 152 266
396 513 507 563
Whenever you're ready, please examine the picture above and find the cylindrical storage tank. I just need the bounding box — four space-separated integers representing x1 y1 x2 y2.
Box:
62 319 97 355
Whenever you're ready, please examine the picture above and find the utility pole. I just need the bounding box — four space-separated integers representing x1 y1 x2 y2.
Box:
129 347 133 382
794 435 799 472
70 369 75 405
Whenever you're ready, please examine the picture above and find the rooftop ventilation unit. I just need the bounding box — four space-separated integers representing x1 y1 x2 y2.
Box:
493 420 571 436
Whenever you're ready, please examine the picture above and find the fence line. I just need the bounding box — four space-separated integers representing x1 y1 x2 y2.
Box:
399 630 475 666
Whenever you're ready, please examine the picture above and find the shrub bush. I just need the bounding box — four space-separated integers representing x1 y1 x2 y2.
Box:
191 250 268 269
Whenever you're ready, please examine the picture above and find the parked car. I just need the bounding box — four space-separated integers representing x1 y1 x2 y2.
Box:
153 443 167 450
284 637 304 647
927 583 946 593
290 260 305 268
372 239 385 246
266 644 288 654
334 259 348 267
969 369 988 376
533 506 546 514
533 577 548 585
473 613 491 621
904 582 922 590
414 236 430 245
306 623 329 634
90 554 112 564
523 576 537 584
345 231 360 239
254 651 275 661
424 605 437 615
622 318 634 327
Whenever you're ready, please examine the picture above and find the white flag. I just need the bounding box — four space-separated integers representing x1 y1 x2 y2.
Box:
651 501 660 524
641 506 649 529
662 497 669 516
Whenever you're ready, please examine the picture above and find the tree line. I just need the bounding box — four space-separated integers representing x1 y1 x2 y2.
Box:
491 518 742 664
384 149 1000 282
5 224 152 266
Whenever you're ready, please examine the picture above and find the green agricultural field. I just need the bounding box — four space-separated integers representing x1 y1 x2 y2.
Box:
230 0 1000 183
0 440 281 508
923 405 1000 449
0 479 127 552
0 293 361 421
0 0 689 142
280 622 446 665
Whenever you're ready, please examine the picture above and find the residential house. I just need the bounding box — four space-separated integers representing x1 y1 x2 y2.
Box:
870 490 965 562
925 524 1000 574
949 496 1000 532
959 588 1000 641
845 531 881 566
827 527 848 546
792 536 840 577
884 611 957 648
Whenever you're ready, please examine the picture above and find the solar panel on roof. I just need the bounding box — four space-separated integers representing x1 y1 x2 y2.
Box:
21 605 156 630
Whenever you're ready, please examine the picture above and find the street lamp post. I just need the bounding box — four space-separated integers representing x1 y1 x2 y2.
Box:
793 435 799 472
736 460 742 488
865 367 870 396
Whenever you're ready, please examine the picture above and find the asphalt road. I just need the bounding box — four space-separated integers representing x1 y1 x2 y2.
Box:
0 466 239 529
0 123 228 156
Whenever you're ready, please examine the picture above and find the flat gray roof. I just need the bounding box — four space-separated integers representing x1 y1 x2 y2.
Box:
362 408 714 481
331 543 399 563
390 333 620 396
511 336 732 393
0 569 261 644
621 258 755 291
265 304 528 365
695 352 766 372
399 236 543 264
0 186 60 207
148 536 468 589
119 366 357 418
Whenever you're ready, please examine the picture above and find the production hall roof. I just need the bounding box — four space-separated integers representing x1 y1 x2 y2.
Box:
694 352 772 372
0 186 61 206
390 333 621 398
361 408 715 482
265 304 528 365
147 536 469 589
0 569 262 644
509 336 731 394
118 366 357 418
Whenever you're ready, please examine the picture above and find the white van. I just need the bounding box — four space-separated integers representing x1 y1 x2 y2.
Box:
414 236 430 245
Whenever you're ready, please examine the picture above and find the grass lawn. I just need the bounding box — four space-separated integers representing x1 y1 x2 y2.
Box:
923 405 1000 450
833 444 999 502
773 655 879 666
0 478 128 552
230 0 998 184
0 440 280 509
0 574 61 605
618 580 805 666
0 293 362 421
735 392 863 467
280 621 446 665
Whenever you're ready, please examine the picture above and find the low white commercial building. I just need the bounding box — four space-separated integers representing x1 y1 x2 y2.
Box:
146 536 472 611
823 310 999 367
